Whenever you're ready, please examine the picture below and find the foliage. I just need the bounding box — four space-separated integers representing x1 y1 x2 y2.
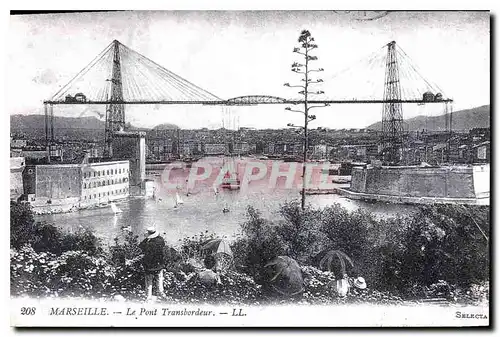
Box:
276 201 329 264
109 232 146 294
319 204 375 261
110 231 143 265
11 245 119 299
11 201 103 256
233 201 490 301
10 202 37 249
59 228 104 256
300 266 405 305
31 223 63 254
162 270 262 305
10 198 490 305
398 205 489 290
178 231 216 261
232 207 287 283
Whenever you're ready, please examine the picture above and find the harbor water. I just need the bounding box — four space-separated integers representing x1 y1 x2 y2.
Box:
36 186 417 248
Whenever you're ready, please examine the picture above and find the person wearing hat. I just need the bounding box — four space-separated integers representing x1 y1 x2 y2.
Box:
318 250 367 297
139 226 166 300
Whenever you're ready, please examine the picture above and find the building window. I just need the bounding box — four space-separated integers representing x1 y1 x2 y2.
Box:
84 183 87 189
114 169 117 174
93 172 96 177
99 193 101 197
94 194 96 199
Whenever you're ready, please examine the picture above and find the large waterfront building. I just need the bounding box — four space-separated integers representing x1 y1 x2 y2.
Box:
80 161 130 204
204 143 228 155
28 160 130 212
10 157 25 201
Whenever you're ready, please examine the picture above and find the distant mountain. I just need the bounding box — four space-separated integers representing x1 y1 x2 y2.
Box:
152 123 179 130
11 114 105 130
10 114 150 131
366 105 490 131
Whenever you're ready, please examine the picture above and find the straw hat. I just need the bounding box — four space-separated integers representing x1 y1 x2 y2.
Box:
353 277 367 289
146 226 158 238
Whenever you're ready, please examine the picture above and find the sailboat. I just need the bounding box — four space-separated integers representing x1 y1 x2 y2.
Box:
220 157 241 190
110 202 123 214
176 192 184 205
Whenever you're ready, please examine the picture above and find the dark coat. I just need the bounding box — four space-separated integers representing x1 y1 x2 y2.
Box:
139 235 166 273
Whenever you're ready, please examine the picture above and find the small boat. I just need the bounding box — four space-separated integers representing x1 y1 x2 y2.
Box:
110 202 123 214
122 225 131 231
221 171 240 190
222 208 230 214
176 192 184 205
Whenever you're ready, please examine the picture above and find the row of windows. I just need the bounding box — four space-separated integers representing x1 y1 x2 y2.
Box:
83 168 129 179
83 188 129 200
83 177 128 189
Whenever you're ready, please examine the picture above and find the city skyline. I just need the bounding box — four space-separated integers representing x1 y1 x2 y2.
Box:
8 11 490 129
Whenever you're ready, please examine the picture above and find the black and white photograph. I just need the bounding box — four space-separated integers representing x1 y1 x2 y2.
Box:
8 9 490 327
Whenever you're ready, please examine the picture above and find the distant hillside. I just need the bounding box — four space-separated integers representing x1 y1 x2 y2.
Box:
152 123 179 130
11 115 105 130
10 114 150 131
367 105 490 131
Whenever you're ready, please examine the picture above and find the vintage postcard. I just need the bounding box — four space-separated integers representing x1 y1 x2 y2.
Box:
8 10 490 327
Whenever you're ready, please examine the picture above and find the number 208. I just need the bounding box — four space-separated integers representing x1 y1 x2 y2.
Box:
20 307 36 315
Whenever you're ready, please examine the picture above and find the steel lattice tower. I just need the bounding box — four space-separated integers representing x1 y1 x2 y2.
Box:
381 41 404 164
104 40 125 158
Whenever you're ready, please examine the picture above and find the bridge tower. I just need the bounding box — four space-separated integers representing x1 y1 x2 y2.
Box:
104 40 125 158
381 41 405 164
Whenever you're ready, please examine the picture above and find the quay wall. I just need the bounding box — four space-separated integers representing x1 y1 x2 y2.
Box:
350 165 484 199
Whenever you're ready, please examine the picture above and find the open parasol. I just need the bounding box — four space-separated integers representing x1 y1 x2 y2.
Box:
264 256 304 296
201 238 233 257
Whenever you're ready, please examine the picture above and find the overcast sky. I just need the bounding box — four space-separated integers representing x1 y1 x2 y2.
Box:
8 11 490 129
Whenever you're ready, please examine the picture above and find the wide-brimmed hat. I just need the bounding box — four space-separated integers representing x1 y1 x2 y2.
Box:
146 226 158 238
353 277 367 289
